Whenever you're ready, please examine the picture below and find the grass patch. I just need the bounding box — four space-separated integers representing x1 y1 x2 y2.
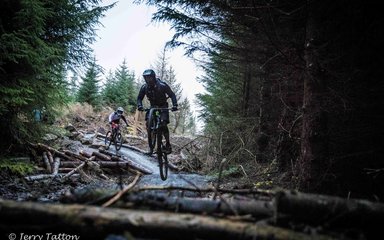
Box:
209 166 242 179
0 159 35 176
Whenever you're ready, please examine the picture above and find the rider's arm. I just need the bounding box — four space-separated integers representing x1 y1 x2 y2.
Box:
137 85 146 108
108 113 113 124
165 84 178 107
121 115 128 126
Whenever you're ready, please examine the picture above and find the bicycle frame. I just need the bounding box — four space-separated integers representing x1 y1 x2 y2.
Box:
105 123 123 151
145 107 172 180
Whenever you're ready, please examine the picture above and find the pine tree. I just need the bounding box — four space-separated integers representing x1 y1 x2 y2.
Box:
102 70 118 106
179 98 196 136
77 58 103 108
0 0 113 151
153 48 192 134
114 59 136 111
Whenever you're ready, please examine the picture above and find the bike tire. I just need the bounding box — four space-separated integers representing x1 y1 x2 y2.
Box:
115 132 123 151
105 131 112 150
147 109 157 153
157 130 168 181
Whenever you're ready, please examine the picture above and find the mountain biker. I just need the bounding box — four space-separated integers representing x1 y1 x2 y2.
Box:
108 107 129 131
137 69 178 154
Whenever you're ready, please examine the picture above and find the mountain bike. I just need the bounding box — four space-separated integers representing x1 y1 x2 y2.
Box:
146 107 173 181
105 122 123 151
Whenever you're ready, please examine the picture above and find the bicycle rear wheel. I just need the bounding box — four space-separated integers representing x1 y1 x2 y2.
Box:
157 130 168 181
105 131 112 150
115 132 123 151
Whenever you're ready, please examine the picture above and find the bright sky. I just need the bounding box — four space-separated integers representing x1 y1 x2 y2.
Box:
91 1 205 112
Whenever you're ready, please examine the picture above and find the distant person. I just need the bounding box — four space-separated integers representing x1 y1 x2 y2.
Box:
108 107 129 131
32 108 42 122
137 69 178 154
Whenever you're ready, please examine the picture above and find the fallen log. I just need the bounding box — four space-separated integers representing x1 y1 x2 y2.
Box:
63 162 86 179
32 143 71 161
42 152 52 173
60 161 82 167
57 167 75 173
92 151 112 161
99 148 120 157
275 190 384 237
52 157 60 175
121 192 274 219
95 161 152 174
46 151 54 170
24 173 78 181
64 150 89 162
60 160 151 175
0 199 334 240
79 150 92 158
134 185 274 197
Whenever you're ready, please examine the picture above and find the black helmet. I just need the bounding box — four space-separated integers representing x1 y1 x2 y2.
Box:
142 69 156 86
142 69 156 77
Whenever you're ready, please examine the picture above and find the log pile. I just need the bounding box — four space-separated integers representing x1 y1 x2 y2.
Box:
26 143 152 182
1 188 383 239
0 198 325 240
3 143 381 239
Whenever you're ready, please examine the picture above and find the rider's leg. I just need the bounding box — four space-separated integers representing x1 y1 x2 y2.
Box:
163 124 170 145
144 112 153 155
146 119 154 155
163 124 172 154
160 110 172 154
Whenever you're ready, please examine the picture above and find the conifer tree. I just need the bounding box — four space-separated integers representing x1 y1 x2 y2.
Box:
77 58 103 108
152 47 196 134
102 70 118 105
114 59 136 111
0 0 113 151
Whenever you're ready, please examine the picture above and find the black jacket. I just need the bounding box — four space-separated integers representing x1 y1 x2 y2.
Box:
137 78 178 108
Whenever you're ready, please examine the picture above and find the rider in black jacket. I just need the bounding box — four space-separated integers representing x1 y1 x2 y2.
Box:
137 69 178 154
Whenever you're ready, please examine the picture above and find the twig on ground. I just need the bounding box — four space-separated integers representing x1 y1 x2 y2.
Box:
102 173 141 207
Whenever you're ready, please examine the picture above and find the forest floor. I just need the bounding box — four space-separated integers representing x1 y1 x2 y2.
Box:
0 103 288 202
1 104 383 240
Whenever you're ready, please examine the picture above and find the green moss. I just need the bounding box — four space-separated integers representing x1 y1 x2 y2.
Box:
209 166 241 179
0 159 35 176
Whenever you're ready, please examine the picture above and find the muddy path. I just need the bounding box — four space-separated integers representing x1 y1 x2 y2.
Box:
95 135 213 189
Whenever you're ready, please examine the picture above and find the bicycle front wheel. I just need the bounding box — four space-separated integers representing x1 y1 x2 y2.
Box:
105 131 112 150
158 151 168 181
157 132 168 181
115 132 123 151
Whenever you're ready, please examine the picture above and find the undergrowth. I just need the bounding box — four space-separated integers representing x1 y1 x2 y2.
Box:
0 159 35 176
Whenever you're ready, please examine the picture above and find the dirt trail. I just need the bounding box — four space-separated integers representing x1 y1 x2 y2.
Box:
95 136 213 189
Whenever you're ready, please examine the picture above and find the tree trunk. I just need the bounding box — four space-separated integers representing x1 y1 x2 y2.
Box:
298 1 329 192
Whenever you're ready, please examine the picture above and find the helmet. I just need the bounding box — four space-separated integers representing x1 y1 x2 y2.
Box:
142 69 156 77
116 107 124 115
142 69 156 86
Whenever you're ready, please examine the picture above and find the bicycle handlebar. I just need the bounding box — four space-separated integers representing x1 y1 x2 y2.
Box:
141 107 179 112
